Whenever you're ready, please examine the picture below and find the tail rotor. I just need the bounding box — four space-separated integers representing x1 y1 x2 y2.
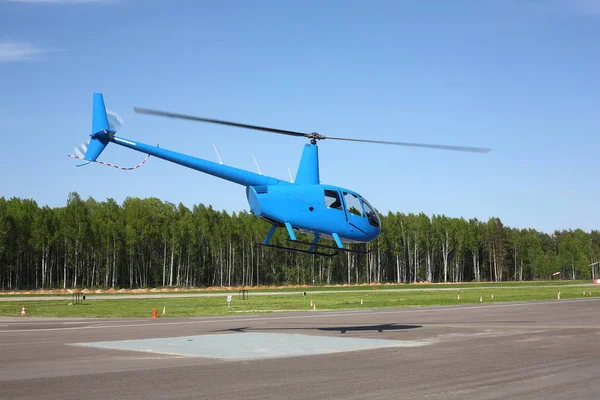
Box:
68 92 150 170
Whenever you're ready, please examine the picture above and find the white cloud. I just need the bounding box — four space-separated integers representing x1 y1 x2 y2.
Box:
0 40 59 62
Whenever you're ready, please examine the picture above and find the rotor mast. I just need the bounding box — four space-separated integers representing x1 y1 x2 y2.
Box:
295 143 320 185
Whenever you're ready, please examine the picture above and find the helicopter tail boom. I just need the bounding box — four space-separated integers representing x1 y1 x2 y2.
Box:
110 135 288 186
73 93 292 186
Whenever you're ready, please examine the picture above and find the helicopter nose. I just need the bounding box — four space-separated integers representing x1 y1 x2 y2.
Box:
370 225 381 240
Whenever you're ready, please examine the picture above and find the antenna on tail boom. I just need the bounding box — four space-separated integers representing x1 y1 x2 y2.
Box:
213 144 223 164
253 154 262 175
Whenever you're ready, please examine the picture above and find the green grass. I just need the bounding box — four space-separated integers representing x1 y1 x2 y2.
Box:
1 284 596 318
0 279 591 298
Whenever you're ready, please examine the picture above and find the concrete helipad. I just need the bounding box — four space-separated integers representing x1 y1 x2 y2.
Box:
74 332 428 360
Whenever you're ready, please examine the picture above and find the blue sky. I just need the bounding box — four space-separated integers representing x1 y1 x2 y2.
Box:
0 0 598 234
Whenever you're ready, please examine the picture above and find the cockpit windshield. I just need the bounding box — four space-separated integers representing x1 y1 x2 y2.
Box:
343 192 363 217
360 196 381 229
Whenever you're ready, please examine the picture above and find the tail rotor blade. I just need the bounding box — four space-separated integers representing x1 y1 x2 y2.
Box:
106 109 124 132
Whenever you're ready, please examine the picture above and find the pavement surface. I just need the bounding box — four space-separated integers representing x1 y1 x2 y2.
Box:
1 299 599 399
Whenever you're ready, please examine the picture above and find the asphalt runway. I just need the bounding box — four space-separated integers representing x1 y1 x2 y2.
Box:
1 299 599 400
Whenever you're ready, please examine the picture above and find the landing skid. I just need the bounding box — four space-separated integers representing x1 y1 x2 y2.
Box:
257 243 338 257
285 239 372 255
259 223 371 256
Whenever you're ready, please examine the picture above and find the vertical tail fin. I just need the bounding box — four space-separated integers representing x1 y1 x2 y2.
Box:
84 92 114 162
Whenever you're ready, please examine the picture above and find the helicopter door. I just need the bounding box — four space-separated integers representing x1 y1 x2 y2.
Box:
324 189 343 211
342 192 369 234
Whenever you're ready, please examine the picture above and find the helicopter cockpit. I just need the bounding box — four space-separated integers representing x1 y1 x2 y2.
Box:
324 189 381 229
361 196 381 229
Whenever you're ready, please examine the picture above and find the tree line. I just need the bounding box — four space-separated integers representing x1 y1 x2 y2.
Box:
0 193 598 290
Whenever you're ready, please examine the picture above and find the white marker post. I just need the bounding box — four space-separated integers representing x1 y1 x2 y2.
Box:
227 295 232 309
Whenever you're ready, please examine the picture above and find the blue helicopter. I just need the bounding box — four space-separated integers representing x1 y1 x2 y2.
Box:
74 93 490 256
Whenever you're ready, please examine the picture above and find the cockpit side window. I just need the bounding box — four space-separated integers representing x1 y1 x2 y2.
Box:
361 197 381 228
343 192 364 217
324 189 342 210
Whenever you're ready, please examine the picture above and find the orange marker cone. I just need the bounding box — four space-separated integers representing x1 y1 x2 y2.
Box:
152 307 158 318
20 305 26 316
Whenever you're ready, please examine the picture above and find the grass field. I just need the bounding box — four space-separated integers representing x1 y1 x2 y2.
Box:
0 282 597 318
0 280 590 297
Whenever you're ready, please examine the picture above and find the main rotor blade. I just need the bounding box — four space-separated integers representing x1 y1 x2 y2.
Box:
325 136 491 153
133 107 491 153
133 107 309 138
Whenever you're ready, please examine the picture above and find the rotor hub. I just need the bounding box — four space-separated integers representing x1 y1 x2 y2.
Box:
308 132 326 144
